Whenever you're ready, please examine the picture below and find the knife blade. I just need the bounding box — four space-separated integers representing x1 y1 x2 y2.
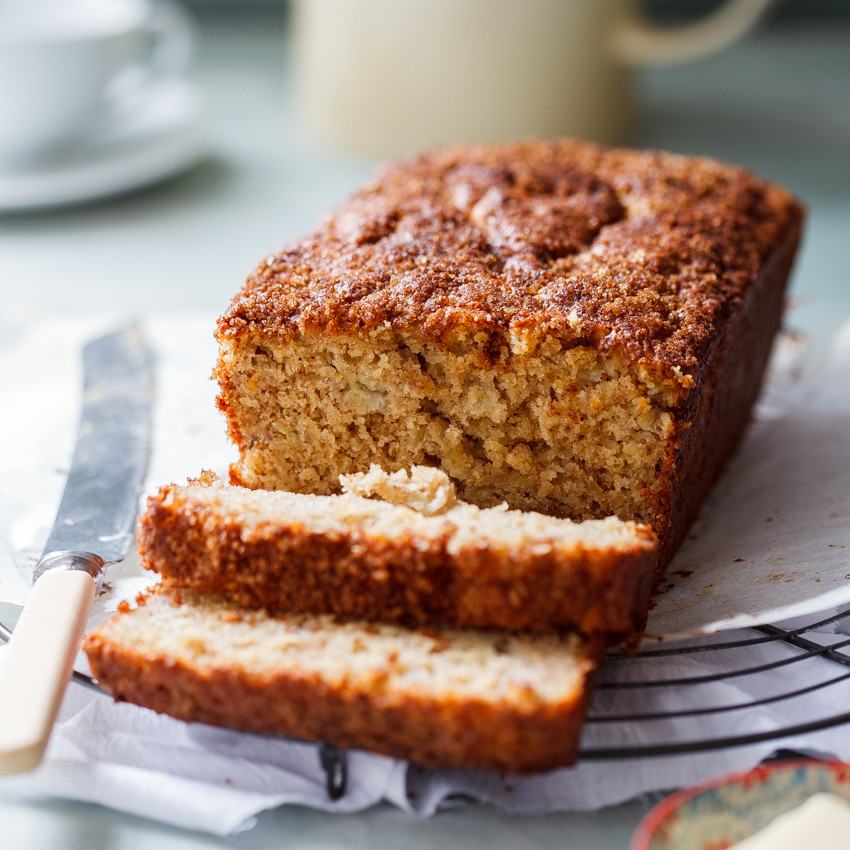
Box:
0 325 152 775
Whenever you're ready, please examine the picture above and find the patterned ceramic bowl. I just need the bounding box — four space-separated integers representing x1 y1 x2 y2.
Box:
630 759 850 850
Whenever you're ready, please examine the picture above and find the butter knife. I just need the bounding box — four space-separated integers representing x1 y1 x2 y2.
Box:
0 325 152 775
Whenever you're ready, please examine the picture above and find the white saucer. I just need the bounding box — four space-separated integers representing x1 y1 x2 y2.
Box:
0 78 204 212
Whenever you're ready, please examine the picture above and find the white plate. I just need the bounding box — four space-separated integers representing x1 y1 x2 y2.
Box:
0 78 203 212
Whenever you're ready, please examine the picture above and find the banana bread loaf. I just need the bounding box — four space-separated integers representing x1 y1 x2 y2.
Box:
215 139 804 578
137 466 656 637
84 583 604 773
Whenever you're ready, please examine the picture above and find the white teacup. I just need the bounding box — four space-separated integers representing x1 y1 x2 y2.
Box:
292 0 774 158
0 0 192 166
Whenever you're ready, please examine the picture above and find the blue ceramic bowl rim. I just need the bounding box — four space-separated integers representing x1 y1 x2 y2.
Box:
629 758 850 850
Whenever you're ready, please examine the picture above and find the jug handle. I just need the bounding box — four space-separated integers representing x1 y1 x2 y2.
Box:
611 0 774 66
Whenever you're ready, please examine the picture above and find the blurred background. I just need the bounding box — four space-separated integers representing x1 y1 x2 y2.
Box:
1 0 848 337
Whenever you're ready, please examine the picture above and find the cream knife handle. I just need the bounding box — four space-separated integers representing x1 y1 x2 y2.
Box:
0 568 96 775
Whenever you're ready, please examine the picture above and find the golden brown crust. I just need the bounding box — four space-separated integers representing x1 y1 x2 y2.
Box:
216 139 803 380
138 482 656 637
84 586 603 773
652 221 803 571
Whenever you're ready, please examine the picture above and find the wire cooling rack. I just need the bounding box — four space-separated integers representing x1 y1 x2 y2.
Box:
4 605 850 800
580 605 850 760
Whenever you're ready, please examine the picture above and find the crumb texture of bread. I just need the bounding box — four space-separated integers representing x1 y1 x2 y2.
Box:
138 469 656 636
340 464 461 515
215 139 804 576
84 585 603 773
218 332 677 528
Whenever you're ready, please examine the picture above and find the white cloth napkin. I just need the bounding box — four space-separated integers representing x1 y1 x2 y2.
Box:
4 610 850 835
2 309 850 835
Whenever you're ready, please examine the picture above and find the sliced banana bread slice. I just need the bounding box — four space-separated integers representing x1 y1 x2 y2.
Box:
84 583 603 773
138 467 656 637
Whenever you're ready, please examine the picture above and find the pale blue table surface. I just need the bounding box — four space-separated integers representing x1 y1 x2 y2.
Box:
1 10 848 849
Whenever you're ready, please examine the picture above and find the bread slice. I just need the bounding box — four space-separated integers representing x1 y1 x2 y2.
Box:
214 139 804 577
138 467 657 637
84 583 604 773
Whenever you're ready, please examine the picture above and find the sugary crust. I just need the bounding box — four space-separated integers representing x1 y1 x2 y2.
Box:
138 481 656 637
84 586 603 773
216 139 803 380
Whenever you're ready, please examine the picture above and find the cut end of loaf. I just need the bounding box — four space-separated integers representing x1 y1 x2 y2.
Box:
216 330 681 527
